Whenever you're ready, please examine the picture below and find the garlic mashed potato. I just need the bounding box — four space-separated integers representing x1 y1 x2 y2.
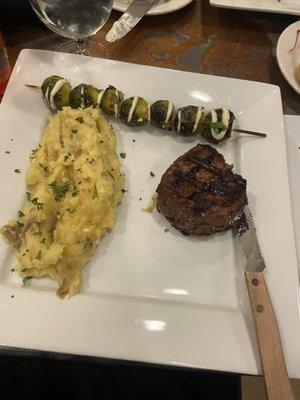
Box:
1 107 124 298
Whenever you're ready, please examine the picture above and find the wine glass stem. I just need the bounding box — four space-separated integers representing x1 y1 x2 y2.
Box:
75 39 89 55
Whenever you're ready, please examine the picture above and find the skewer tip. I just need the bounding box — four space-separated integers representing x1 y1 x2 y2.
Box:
233 128 267 138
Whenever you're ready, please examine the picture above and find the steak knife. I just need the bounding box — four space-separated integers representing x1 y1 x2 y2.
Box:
106 0 157 43
239 206 295 400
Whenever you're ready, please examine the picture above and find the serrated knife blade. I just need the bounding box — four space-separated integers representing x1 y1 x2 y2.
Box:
238 206 295 400
239 206 266 272
106 0 157 43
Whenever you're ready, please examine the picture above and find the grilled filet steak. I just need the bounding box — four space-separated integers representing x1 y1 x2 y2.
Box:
156 144 247 236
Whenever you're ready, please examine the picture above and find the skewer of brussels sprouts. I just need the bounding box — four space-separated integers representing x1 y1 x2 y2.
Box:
26 75 266 142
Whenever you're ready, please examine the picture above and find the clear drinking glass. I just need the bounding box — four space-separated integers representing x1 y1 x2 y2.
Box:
28 0 114 57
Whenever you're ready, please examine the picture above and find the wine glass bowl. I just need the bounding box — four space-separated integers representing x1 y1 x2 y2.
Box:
28 0 114 56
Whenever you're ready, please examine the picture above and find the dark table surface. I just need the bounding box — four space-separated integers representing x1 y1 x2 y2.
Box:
1 0 299 114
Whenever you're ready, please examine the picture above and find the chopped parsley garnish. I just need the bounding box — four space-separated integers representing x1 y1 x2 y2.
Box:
36 250 42 260
108 171 114 180
39 163 49 175
164 228 169 233
121 189 127 194
66 208 76 214
10 267 16 272
32 230 42 236
120 152 126 159
18 210 25 218
21 268 27 272
64 154 69 162
26 192 31 201
40 238 46 244
76 117 84 123
210 122 227 131
71 186 78 197
49 181 70 201
48 226 55 234
16 221 24 230
71 129 78 134
30 148 38 159
5 151 10 154
31 197 44 210
150 171 155 177
14 169 21 173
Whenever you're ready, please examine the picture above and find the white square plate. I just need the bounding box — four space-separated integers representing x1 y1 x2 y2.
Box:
210 0 300 16
0 49 299 377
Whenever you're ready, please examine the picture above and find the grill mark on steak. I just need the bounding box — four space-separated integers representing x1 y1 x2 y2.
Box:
156 144 248 237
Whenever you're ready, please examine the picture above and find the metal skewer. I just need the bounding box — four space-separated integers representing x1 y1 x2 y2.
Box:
25 83 267 138
233 128 266 138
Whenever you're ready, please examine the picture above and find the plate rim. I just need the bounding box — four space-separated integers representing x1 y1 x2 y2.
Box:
276 20 300 95
209 0 300 16
112 0 194 16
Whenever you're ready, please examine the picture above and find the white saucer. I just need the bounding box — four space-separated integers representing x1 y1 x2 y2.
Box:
113 0 194 16
277 20 300 95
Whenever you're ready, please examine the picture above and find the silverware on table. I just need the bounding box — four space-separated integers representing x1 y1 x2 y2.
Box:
106 0 157 43
239 206 295 400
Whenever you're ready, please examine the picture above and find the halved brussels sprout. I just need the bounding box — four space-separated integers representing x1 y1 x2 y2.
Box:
202 108 235 144
150 100 176 130
119 96 149 127
69 83 101 109
100 85 124 116
174 105 205 136
41 75 71 111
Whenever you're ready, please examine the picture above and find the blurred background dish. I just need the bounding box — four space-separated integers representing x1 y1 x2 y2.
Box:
277 20 300 94
113 0 194 15
210 0 300 16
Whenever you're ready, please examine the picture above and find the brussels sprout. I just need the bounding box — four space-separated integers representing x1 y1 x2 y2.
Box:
202 108 235 144
69 83 101 109
174 105 205 136
150 100 176 130
100 85 124 116
119 96 149 127
41 75 71 111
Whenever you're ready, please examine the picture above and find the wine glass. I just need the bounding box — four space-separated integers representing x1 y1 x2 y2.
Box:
28 0 114 57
